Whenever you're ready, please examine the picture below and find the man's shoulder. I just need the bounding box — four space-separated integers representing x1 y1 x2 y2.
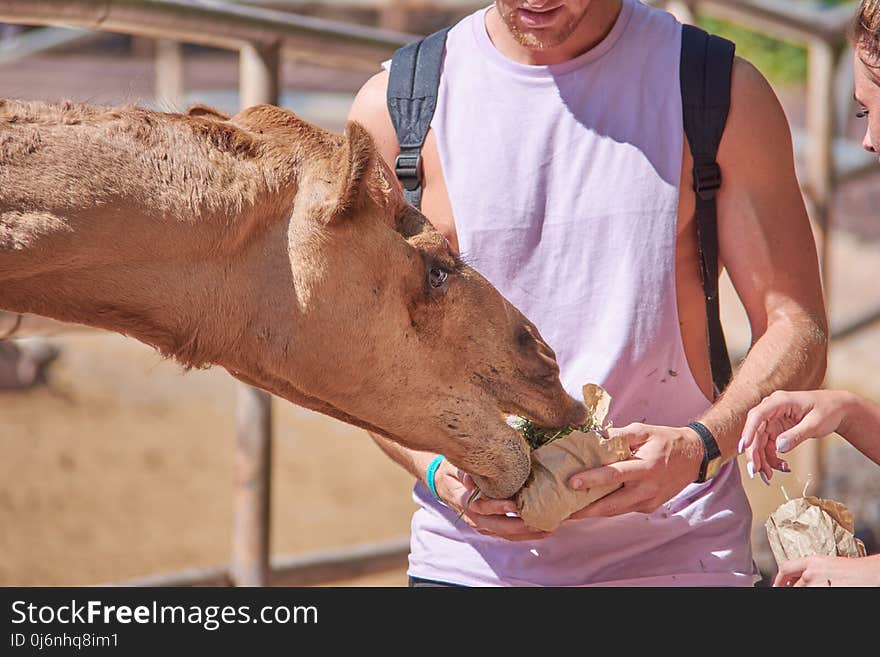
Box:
349 67 391 126
352 69 389 109
730 56 776 103
723 56 790 158
348 69 399 162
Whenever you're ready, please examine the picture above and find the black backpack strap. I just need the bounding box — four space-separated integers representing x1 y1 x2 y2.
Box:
386 27 450 209
680 24 736 399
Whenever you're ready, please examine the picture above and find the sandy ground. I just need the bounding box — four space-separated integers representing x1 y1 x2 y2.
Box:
0 332 417 586
1 46 879 586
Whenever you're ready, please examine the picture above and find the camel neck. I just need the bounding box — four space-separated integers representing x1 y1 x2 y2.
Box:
0 100 298 368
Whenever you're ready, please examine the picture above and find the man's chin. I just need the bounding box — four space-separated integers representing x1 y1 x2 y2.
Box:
510 26 569 50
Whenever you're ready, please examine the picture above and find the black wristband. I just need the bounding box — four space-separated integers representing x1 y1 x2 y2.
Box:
688 421 722 484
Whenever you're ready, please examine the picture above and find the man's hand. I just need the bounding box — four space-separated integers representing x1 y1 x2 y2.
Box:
565 423 704 519
773 554 880 587
432 460 550 541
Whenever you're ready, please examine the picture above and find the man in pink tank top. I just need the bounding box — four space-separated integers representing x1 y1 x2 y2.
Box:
349 0 828 586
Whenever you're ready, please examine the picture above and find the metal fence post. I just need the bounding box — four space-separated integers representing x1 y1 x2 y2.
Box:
805 38 839 295
240 42 280 114
230 41 280 588
232 383 273 587
155 38 184 110
804 36 846 497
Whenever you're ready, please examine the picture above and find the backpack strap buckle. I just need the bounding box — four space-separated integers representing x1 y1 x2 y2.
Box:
395 151 423 192
693 161 722 201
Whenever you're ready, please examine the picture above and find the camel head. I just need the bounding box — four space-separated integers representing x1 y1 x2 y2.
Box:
217 105 585 498
0 100 586 499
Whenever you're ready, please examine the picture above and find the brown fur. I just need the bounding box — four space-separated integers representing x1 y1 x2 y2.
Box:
0 99 585 498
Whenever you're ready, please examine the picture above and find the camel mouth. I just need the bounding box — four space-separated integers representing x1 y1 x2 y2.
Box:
467 415 533 499
499 395 587 433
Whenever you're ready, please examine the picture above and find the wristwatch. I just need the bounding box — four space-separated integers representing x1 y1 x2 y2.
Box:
688 421 723 483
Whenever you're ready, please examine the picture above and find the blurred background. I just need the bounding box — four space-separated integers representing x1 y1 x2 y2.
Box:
0 0 878 587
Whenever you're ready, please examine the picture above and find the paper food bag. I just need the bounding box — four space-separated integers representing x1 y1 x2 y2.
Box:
514 384 630 532
765 496 867 566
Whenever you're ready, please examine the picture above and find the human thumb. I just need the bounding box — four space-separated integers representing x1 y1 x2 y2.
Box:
775 412 822 453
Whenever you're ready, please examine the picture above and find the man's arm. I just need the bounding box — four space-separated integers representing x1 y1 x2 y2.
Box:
368 431 546 539
700 58 828 465
369 430 434 484
569 58 828 516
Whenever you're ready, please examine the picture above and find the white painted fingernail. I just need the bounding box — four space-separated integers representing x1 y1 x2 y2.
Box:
747 462 755 479
759 472 770 486
737 437 746 454
777 438 791 452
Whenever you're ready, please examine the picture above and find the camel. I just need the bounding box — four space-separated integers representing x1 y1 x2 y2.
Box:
0 99 586 499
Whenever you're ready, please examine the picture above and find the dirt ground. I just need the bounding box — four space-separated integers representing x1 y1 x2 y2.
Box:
1 45 879 587
0 332 417 586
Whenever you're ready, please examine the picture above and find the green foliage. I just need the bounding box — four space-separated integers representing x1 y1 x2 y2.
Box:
698 16 807 85
697 1 857 86
509 414 604 451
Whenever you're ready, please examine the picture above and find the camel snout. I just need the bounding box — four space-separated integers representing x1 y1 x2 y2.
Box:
523 386 587 430
470 440 532 499
515 322 564 379
556 393 588 427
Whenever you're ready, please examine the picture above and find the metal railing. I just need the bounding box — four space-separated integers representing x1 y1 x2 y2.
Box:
0 0 415 55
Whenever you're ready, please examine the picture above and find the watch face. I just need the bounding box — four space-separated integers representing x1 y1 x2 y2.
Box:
706 457 723 480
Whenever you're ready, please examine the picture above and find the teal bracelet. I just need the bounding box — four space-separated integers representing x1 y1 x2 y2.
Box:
425 455 446 503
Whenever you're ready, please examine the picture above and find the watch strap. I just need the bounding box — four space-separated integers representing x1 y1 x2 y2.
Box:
688 421 722 483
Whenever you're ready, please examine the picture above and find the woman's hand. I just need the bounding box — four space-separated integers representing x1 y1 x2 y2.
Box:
774 554 880 587
740 389 854 483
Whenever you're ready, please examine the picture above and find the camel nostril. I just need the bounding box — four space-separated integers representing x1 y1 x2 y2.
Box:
537 340 558 360
515 323 563 380
517 324 552 352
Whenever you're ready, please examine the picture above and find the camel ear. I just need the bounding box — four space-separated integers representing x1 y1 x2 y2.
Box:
186 104 230 121
323 121 376 222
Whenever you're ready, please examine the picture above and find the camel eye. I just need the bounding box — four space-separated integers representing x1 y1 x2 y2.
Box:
428 266 449 289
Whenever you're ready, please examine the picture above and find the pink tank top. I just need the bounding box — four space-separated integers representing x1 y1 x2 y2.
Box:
406 1 758 586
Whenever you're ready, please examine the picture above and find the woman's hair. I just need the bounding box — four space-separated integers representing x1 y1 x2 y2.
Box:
854 0 880 66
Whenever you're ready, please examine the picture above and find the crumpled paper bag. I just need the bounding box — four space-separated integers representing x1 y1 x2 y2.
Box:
514 384 630 532
765 496 867 566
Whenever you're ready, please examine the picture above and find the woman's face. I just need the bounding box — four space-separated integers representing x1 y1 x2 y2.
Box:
854 45 880 158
